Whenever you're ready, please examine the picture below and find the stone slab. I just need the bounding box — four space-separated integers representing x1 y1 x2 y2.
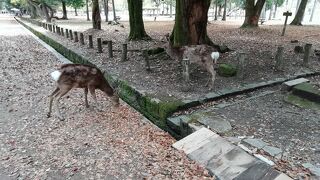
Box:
242 138 268 149
274 173 293 180
302 163 320 176
283 78 309 87
292 83 320 103
263 146 282 157
196 114 232 133
234 161 274 180
172 127 218 154
206 147 259 180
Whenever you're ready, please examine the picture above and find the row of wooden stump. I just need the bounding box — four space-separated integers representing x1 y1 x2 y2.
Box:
40 22 128 62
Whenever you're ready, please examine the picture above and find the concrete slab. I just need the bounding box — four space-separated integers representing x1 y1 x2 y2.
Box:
197 114 232 133
242 138 268 149
283 78 309 88
206 147 258 180
233 161 274 180
172 127 218 154
263 145 282 157
302 163 320 176
274 173 293 180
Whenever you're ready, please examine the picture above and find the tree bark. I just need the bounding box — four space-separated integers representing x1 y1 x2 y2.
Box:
103 0 109 22
273 0 278 18
92 0 101 29
241 0 266 28
27 0 39 19
74 8 78 16
268 0 273 20
171 0 212 47
127 0 149 40
61 0 68 19
112 0 116 21
222 0 227 21
309 0 317 22
214 0 218 20
86 0 90 21
290 0 308 25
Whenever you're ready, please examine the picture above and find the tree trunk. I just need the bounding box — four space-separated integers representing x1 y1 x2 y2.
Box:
170 0 173 17
74 8 78 16
112 0 116 21
86 0 90 21
290 0 308 25
273 0 278 18
27 0 39 19
103 0 109 22
41 3 51 22
218 5 222 16
268 0 273 20
222 0 227 21
92 0 101 29
61 1 68 19
241 0 266 28
171 0 212 47
127 0 149 40
214 0 218 20
309 0 317 22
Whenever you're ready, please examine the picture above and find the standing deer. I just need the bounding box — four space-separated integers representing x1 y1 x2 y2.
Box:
47 64 119 120
164 35 220 90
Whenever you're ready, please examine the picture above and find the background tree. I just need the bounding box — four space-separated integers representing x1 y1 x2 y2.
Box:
127 0 149 40
222 0 227 21
241 0 266 28
290 0 308 25
68 0 84 16
171 0 211 47
61 0 67 19
85 0 89 20
92 0 101 29
103 0 108 22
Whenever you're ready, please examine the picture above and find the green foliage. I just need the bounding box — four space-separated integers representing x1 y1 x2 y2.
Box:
67 0 84 8
217 63 237 77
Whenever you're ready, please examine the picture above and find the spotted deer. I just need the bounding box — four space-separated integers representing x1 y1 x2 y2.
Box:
47 64 119 120
164 35 220 90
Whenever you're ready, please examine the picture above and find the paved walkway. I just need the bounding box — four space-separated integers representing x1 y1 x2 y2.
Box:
0 15 211 179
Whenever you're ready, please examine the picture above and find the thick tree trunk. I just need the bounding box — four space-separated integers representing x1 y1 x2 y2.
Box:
171 0 212 47
103 0 109 22
222 0 227 21
86 0 90 21
241 0 266 28
41 3 51 22
112 0 116 21
61 1 68 19
27 0 39 19
127 0 149 40
92 0 101 29
290 0 308 25
74 8 78 16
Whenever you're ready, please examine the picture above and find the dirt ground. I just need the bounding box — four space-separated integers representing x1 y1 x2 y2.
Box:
0 16 212 179
41 19 320 100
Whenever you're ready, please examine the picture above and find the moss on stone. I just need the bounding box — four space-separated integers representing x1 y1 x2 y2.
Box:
217 63 237 77
284 93 320 111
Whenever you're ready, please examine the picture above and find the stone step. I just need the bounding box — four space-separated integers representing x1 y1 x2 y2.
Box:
172 127 293 180
283 78 309 90
292 83 320 103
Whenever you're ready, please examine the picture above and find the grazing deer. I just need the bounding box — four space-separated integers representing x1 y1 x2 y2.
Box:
163 34 220 90
47 64 119 120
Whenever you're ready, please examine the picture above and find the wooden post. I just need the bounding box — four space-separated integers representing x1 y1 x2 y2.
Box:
237 52 246 79
69 30 73 40
303 43 312 67
142 50 151 71
97 38 103 53
61 28 64 36
88 35 93 48
281 11 292 36
56 26 60 35
65 29 69 38
182 58 190 82
275 46 285 71
79 33 84 45
107 41 113 58
74 31 79 42
52 25 55 33
121 43 128 61
48 24 52 31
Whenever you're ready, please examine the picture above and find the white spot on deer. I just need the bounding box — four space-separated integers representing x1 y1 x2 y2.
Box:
50 70 61 81
211 52 220 64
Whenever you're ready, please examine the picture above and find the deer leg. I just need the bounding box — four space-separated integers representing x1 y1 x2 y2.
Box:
207 64 216 90
55 86 72 121
89 86 101 111
47 87 60 118
84 87 89 108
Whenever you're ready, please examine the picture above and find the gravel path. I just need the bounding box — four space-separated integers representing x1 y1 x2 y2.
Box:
0 15 212 179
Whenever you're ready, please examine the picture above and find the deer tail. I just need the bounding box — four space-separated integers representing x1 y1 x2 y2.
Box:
50 70 61 81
